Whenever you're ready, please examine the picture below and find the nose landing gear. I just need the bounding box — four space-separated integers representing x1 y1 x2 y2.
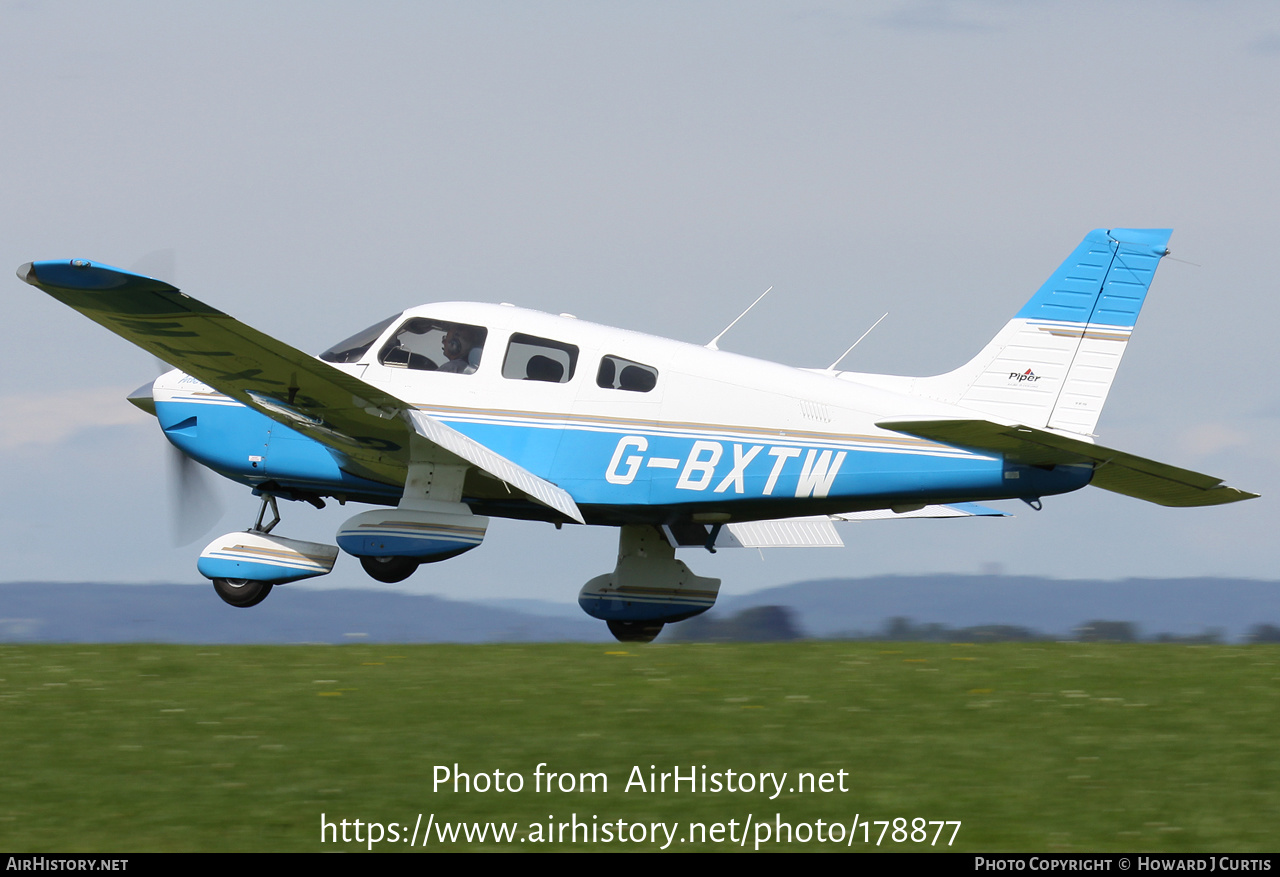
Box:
198 494 339 607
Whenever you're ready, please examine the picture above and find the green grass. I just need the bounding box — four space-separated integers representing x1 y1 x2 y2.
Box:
2 642 1278 852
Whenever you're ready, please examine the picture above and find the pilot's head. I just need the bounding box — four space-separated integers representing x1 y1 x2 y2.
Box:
442 325 478 361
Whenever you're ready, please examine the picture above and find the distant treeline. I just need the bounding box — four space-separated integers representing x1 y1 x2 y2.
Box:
668 607 1280 644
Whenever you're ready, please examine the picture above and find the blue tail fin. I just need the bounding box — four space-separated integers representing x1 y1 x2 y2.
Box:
912 228 1172 435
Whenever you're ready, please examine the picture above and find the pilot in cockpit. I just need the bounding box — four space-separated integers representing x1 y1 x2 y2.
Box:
438 324 483 374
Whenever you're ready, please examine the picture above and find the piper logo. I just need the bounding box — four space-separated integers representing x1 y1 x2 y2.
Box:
1009 369 1040 383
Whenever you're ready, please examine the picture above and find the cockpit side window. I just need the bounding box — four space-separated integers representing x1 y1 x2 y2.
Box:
378 318 488 374
502 333 578 383
597 355 658 392
319 313 402 363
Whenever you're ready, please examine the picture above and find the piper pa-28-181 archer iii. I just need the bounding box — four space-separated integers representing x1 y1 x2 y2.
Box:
18 228 1257 641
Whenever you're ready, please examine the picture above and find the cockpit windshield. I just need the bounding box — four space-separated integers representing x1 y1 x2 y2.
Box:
318 314 402 363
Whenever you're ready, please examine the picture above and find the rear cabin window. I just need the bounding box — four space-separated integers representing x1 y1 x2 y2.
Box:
378 318 488 374
502 333 578 383
596 355 658 392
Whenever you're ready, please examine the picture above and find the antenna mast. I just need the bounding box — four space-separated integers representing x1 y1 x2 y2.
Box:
825 312 888 372
706 286 773 351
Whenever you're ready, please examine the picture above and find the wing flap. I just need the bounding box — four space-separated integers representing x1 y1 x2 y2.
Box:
407 410 583 523
878 418 1258 507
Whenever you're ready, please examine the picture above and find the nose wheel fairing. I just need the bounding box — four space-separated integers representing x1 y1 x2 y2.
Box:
197 530 339 584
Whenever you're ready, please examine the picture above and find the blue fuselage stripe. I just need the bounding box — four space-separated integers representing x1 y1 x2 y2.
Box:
156 398 1088 511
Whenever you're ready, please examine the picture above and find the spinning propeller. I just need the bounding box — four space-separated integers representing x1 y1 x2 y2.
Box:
129 250 226 546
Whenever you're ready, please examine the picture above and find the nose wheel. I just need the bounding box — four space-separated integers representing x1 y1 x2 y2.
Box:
212 578 274 608
198 493 340 608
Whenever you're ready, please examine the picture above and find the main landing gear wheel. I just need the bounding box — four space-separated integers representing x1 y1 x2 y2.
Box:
360 555 421 584
212 578 274 608
607 620 665 644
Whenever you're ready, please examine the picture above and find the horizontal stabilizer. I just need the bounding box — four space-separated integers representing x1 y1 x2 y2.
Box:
878 419 1259 507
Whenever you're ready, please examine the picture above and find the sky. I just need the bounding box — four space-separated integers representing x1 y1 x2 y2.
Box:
1 0 1276 609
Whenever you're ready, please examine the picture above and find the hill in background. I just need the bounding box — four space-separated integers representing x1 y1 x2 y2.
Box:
713 575 1280 642
0 575 1276 643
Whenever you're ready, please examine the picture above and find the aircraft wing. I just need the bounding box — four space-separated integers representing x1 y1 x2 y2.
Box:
878 418 1258 508
716 503 1010 549
18 259 583 523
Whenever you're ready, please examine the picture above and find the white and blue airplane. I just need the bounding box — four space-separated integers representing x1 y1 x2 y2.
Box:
18 228 1257 641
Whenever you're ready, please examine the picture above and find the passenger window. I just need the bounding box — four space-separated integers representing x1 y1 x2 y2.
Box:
503 333 578 383
597 355 658 393
378 319 487 374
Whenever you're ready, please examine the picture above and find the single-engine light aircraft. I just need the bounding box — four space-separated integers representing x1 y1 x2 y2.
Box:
18 229 1257 641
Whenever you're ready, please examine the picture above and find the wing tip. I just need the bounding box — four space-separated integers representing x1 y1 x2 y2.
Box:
17 259 179 294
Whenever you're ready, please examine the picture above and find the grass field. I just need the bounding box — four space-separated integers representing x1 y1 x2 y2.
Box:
2 642 1277 852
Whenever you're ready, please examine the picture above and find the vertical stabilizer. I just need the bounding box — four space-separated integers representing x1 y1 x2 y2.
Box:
911 228 1171 435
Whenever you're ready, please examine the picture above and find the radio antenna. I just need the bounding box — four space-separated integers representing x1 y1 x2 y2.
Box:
825 312 888 372
706 286 772 351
